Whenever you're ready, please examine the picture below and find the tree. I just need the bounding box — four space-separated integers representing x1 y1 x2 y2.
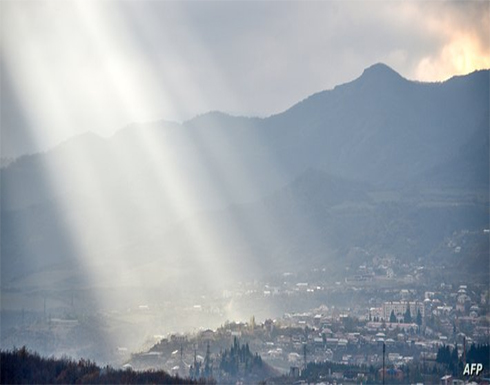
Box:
416 310 422 327
218 337 264 380
450 345 459 374
390 310 397 323
203 341 212 378
436 345 451 365
404 304 412 323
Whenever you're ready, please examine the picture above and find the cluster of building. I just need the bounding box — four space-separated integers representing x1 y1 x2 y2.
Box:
121 251 490 383
126 273 489 383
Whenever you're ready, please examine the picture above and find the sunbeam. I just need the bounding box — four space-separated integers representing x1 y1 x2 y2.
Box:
2 1 488 379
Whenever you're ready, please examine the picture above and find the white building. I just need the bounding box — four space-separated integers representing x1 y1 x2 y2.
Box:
382 301 424 321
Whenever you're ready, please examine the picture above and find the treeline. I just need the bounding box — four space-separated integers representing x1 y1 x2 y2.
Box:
466 344 490 365
1 347 208 384
218 337 262 377
436 343 490 376
301 360 451 384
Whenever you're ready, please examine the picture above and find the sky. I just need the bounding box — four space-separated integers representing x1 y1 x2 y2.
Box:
1 0 489 158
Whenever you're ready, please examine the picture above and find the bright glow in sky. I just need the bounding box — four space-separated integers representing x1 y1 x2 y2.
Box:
405 1 490 81
1 0 488 158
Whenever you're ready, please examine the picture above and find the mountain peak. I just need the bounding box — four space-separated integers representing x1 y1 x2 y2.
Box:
360 63 404 82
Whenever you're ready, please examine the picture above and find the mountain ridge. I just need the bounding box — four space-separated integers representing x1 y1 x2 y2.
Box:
1 63 488 289
4 63 489 163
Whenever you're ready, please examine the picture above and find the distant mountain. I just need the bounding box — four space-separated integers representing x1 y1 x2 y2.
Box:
264 64 488 188
1 64 488 288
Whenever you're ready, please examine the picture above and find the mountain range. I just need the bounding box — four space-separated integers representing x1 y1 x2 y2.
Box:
1 63 489 292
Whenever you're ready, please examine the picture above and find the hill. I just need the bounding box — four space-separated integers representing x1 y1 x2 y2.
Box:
0 347 208 384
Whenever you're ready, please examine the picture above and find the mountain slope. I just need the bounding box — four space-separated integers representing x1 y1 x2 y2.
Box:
1 64 488 288
141 168 488 282
264 64 489 187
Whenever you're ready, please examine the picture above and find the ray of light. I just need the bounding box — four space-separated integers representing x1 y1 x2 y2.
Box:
1 0 334 350
71 1 242 292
